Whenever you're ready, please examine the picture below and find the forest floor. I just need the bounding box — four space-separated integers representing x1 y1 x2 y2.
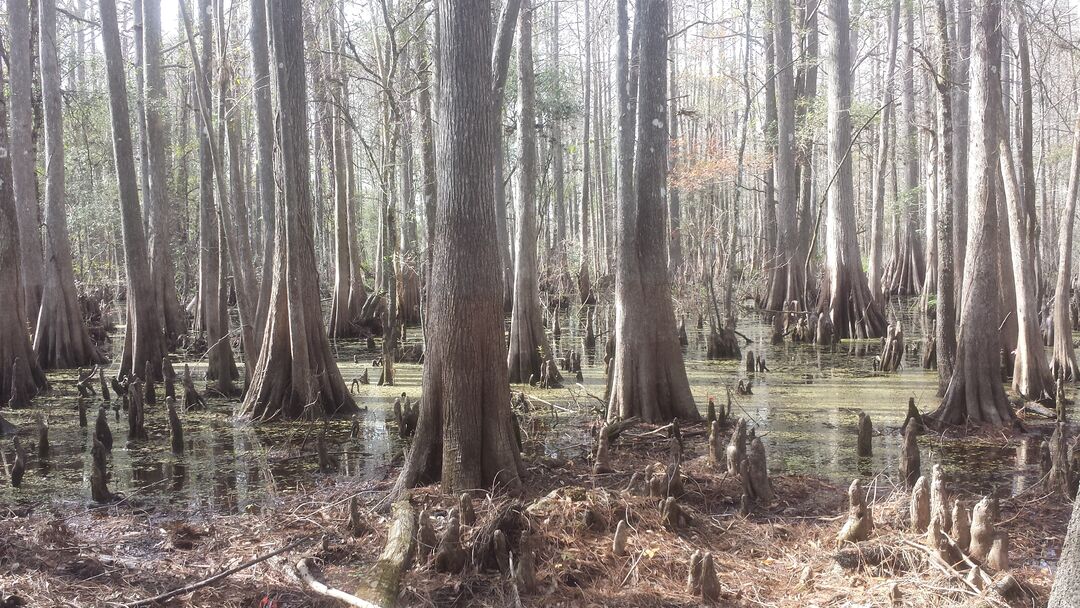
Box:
0 412 1071 608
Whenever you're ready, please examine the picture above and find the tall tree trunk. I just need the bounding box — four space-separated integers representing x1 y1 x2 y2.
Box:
930 0 1011 427
953 0 972 297
869 0 899 303
577 0 594 306
143 0 183 344
8 0 44 326
818 0 886 340
765 0 803 311
507 0 554 383
392 0 523 495
0 51 47 405
239 0 356 421
667 4 682 278
934 0 957 394
250 0 275 337
99 0 166 382
886 0 925 296
996 106 1053 402
33 0 103 369
492 0 521 313
608 0 699 424
1050 114 1080 380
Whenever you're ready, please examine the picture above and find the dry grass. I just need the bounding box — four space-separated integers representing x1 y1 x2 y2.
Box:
0 418 1070 608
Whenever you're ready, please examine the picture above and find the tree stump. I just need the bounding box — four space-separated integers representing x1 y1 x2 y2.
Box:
10 437 26 487
143 360 156 405
699 552 721 603
167 397 184 454
492 529 511 575
970 495 999 562
317 429 337 473
708 421 723 468
857 411 873 457
901 397 924 436
910 476 930 533
687 550 703 594
95 407 112 451
1049 422 1073 496
98 366 110 402
76 367 96 398
416 509 438 561
35 413 49 458
593 430 613 475
836 479 873 546
162 357 176 400
612 520 628 557
181 364 205 411
347 495 368 537
746 437 773 503
744 350 755 374
90 436 114 502
727 418 748 473
757 355 768 372
128 377 147 440
930 464 952 533
879 324 904 372
434 508 466 573
988 532 1009 571
900 424 920 489
678 318 688 346
459 493 476 526
661 496 690 529
952 499 971 552
77 397 87 428
513 532 538 594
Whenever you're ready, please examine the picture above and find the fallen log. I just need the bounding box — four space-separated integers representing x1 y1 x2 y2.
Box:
297 558 376 608
353 497 417 607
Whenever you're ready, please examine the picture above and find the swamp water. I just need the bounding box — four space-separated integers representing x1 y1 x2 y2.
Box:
0 298 1062 514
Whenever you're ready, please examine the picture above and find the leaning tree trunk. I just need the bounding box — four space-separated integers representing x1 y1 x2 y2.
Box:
8 0 44 325
392 0 524 496
507 0 555 384
33 0 103 369
997 109 1053 402
929 0 1011 427
818 0 887 340
0 54 47 405
239 0 356 421
100 0 166 382
1050 110 1080 380
608 0 700 424
143 0 183 344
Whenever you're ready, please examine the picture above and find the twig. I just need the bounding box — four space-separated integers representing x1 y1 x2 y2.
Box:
296 558 378 607
119 536 315 607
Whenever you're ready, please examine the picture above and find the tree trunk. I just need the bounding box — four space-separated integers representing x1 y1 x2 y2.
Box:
765 0 803 311
885 0 925 296
8 0 44 325
238 0 357 421
930 0 1011 427
0 53 47 405
33 0 103 369
608 0 699 424
507 0 555 384
1050 495 1080 606
99 0 166 382
143 0 183 344
934 0 957 395
392 0 523 495
492 0 521 313
869 0 899 303
250 0 275 337
577 0 594 306
1050 107 1080 379
996 108 1053 402
953 0 971 298
818 0 887 340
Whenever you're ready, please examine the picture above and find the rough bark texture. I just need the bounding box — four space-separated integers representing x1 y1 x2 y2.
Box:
934 0 957 396
0 56 47 405
143 0 183 344
1050 495 1080 606
930 0 1011 427
390 0 524 496
8 0 44 323
33 0 102 369
507 0 555 384
1051 111 1080 380
100 0 166 382
818 0 886 339
239 0 356 421
765 0 803 311
608 0 699 424
250 0 275 336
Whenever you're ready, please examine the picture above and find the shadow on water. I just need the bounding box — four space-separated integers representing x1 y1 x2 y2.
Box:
1 297 1059 512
